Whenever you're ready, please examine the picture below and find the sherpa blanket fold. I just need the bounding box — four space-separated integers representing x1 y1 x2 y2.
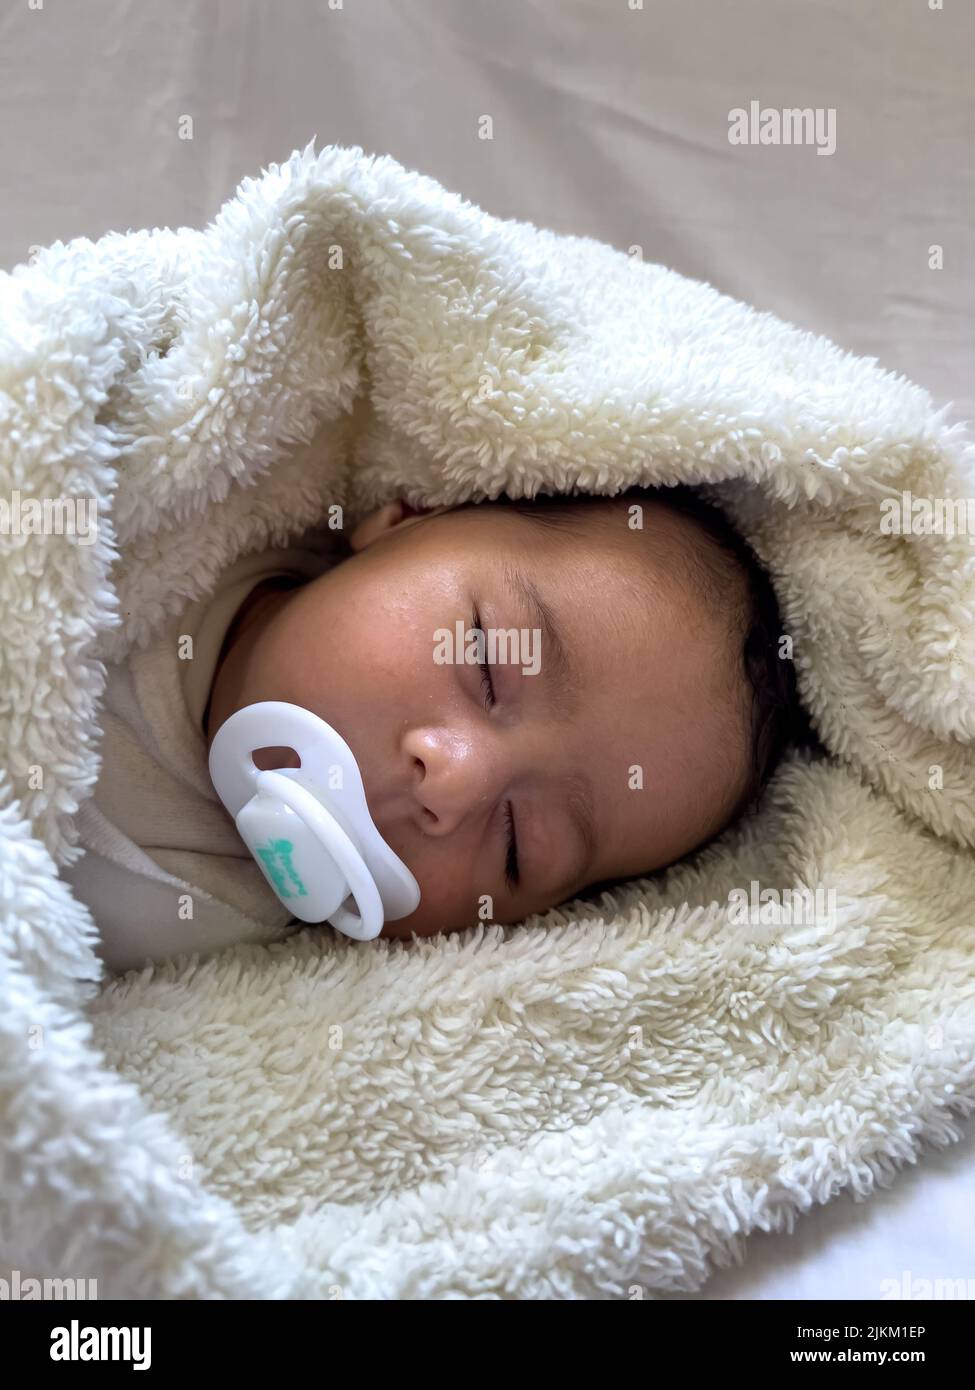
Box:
1 140 974 1300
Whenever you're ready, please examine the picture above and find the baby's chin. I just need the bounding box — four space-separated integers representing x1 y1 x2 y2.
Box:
379 919 436 941
379 904 475 940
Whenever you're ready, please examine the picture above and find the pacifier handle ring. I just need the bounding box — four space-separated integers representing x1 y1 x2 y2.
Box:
257 770 385 943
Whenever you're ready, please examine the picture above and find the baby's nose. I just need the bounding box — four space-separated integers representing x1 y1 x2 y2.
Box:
403 727 501 837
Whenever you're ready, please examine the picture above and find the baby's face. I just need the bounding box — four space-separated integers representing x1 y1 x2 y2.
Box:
206 498 752 938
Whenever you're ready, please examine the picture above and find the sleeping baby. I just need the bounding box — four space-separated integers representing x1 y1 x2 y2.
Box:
64 485 814 971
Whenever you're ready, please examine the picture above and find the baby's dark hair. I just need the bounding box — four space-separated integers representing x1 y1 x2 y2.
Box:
473 483 822 833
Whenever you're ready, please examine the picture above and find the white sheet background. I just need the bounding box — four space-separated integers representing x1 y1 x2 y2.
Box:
1 0 972 1300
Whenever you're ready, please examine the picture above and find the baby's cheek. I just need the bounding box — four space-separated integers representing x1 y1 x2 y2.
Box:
390 843 485 937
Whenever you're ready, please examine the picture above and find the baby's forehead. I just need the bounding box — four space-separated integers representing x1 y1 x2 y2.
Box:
447 494 749 639
480 492 704 542
495 496 734 597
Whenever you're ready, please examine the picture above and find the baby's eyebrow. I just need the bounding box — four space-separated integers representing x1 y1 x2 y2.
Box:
499 563 580 714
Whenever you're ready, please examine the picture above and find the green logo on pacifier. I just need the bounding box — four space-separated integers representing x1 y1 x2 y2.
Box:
255 837 308 898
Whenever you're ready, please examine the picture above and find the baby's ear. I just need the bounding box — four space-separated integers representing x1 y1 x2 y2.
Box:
348 499 451 552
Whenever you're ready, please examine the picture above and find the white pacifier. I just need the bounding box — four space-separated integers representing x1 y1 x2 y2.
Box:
208 701 420 942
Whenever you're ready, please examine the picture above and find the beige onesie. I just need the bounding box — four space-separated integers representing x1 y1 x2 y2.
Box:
62 538 336 974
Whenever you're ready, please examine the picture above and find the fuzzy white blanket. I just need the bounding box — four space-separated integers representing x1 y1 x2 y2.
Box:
2 141 974 1300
